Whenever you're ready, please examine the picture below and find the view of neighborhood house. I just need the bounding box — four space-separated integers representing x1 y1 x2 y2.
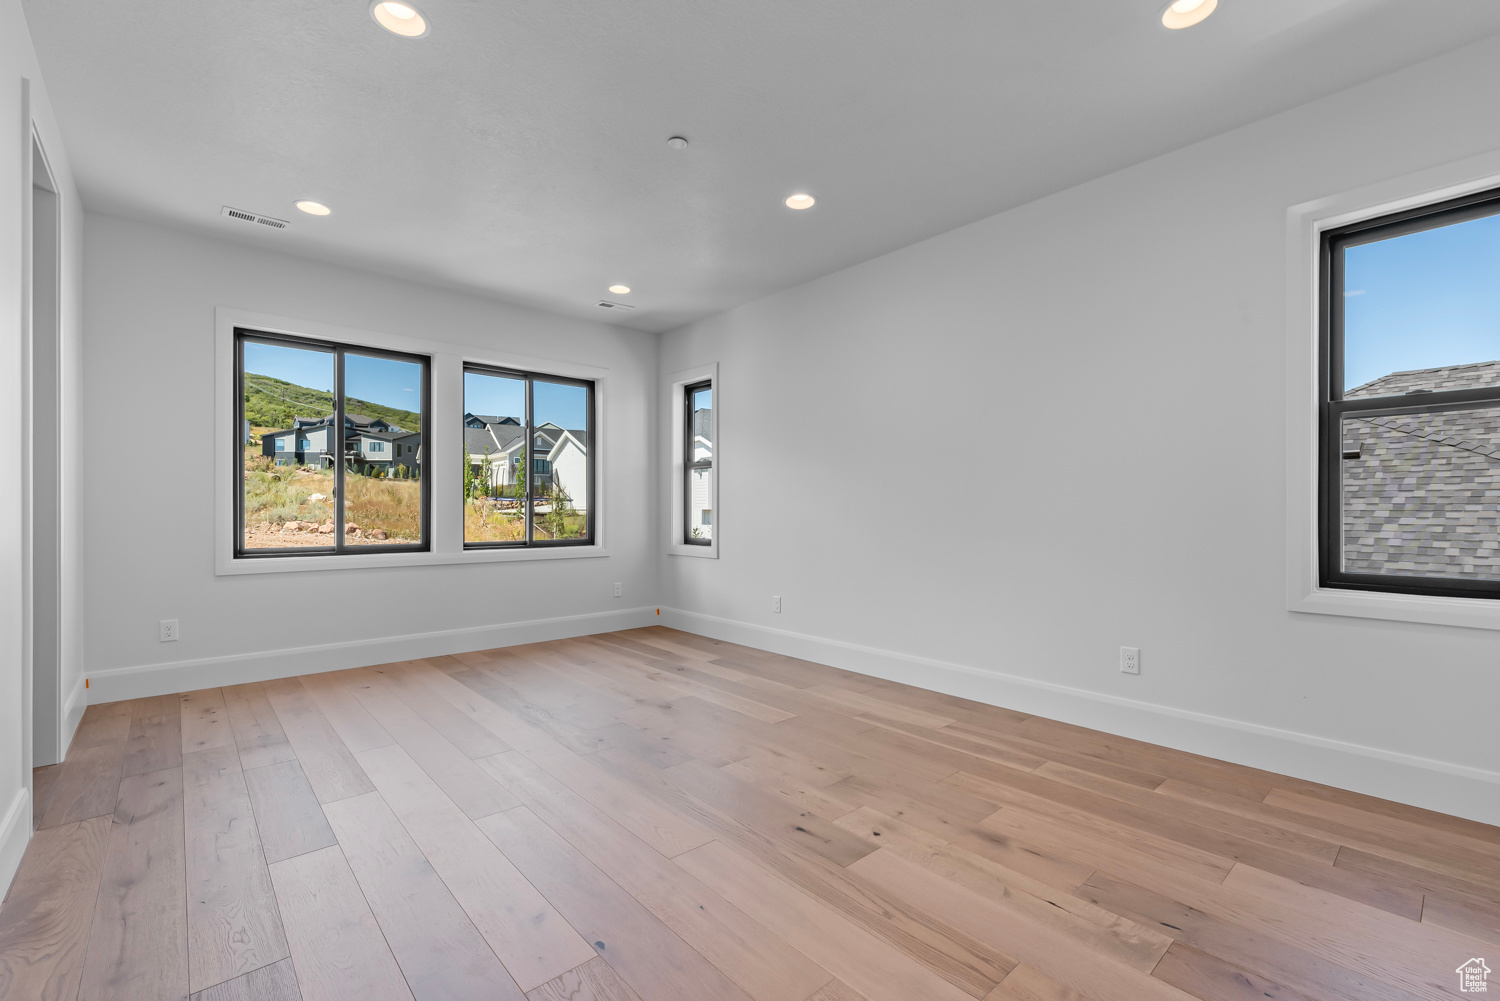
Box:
689 386 712 541
464 370 590 543
1339 210 1500 580
241 339 424 550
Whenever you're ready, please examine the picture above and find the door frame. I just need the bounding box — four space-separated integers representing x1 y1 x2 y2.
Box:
21 79 65 784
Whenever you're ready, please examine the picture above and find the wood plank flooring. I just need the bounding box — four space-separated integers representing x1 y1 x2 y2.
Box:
2 627 1497 1001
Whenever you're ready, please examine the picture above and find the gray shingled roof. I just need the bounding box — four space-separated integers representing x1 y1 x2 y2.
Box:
1342 360 1500 580
352 429 420 442
463 427 501 456
1347 359 1500 398
464 423 526 457
462 419 588 461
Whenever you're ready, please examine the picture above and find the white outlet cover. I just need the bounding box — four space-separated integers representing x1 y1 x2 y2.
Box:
1120 646 1140 674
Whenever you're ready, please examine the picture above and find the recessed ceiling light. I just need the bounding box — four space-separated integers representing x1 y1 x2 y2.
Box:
785 193 816 210
371 0 429 37
1161 0 1217 29
666 137 688 150
608 285 631 294
295 200 331 216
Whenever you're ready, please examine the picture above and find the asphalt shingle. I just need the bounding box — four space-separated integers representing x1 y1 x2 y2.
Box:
1338 360 1500 580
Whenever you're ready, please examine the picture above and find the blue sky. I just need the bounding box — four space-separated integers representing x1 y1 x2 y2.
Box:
244 342 332 393
348 354 422 411
243 349 589 428
1344 212 1500 390
243 342 421 411
464 371 589 429
464 371 523 422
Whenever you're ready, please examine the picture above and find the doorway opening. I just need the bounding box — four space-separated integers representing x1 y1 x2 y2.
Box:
26 124 63 772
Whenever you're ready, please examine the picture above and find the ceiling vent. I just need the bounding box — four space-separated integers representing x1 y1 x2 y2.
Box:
221 205 290 230
596 300 635 310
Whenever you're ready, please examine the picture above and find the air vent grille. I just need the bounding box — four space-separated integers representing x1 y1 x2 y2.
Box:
596 300 635 310
221 205 290 230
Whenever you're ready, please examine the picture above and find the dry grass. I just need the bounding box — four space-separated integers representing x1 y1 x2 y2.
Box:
245 453 581 548
465 499 525 543
243 453 421 547
464 497 588 542
345 474 422 541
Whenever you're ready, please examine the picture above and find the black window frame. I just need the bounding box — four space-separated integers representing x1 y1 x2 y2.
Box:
235 328 432 559
1319 186 1500 599
463 363 596 549
684 379 712 546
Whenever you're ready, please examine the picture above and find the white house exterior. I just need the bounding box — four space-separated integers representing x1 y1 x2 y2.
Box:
688 425 712 540
465 418 588 512
547 432 589 513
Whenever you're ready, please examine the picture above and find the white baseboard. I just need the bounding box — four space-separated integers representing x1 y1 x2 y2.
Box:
87 606 661 704
661 607 1500 828
62 675 86 749
0 788 31 901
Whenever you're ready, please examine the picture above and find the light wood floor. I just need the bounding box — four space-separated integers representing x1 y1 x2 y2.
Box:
2 628 1497 1001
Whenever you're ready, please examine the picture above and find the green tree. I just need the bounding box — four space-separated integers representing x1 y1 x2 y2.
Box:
511 445 526 499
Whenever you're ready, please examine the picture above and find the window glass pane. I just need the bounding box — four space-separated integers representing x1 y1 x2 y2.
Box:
692 386 713 460
1344 212 1500 397
343 353 424 546
464 370 526 544
532 380 589 541
242 340 335 550
1340 406 1500 580
688 467 713 542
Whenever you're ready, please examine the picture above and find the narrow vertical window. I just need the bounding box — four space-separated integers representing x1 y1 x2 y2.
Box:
236 330 429 557
463 365 594 547
684 380 713 545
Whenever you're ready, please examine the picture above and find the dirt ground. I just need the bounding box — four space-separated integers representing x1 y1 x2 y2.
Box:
242 522 418 549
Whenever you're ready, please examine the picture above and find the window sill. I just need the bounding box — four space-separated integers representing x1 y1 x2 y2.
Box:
216 544 608 576
1289 584 1500 631
667 541 717 559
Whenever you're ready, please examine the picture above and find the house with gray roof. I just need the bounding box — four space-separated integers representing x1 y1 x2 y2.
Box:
290 412 400 434
464 413 519 428
263 411 421 476
464 415 589 510
1341 360 1500 579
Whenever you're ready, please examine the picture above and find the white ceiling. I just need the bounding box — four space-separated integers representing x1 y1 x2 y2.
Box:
24 0 1500 332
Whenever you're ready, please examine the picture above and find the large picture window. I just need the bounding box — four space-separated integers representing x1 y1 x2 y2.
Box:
1320 187 1500 598
684 380 713 545
463 365 594 547
236 329 429 557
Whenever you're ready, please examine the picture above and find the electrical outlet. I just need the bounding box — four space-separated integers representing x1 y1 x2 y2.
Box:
613 582 623 597
160 619 180 643
1120 646 1140 674
771 595 782 614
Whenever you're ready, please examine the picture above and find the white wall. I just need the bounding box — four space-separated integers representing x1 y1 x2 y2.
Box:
1 0 85 890
659 34 1500 825
81 213 659 701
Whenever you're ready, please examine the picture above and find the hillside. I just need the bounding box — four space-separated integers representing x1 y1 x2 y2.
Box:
243 373 422 433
